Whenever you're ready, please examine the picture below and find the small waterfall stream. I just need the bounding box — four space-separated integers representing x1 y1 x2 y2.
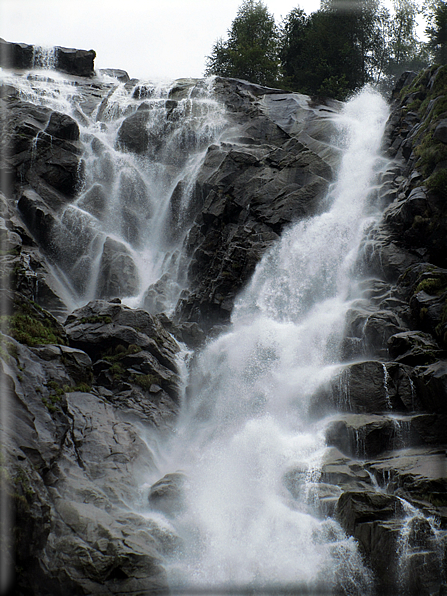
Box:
145 89 390 594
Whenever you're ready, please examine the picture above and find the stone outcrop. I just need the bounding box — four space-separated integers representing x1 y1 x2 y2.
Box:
0 38 95 77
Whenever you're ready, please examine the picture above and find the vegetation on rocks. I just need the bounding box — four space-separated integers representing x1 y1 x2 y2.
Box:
0 295 66 347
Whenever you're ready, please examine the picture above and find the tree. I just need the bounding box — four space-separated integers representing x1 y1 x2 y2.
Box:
424 0 447 64
386 0 426 74
204 0 280 87
280 0 379 99
279 7 311 91
279 0 429 98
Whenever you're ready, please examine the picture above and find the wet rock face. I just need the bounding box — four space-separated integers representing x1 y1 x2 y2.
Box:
174 79 339 332
0 82 88 311
2 54 447 594
65 298 182 413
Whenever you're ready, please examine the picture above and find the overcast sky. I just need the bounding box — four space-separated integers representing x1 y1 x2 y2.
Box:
1 0 323 81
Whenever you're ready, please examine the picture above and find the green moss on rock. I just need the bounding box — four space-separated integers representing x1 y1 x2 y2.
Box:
0 295 66 347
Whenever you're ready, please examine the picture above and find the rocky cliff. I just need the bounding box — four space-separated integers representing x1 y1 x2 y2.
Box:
0 41 446 595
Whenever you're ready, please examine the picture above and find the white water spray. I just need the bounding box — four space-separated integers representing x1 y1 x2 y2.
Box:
148 88 391 594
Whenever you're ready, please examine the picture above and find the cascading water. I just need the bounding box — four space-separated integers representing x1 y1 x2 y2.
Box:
143 88 391 594
0 67 226 313
31 45 58 70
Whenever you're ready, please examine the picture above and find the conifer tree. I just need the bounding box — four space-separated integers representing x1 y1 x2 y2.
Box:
424 0 447 64
204 0 280 87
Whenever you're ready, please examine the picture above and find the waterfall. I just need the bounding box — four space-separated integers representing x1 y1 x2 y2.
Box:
32 45 58 70
75 78 226 311
146 88 390 594
1 68 227 313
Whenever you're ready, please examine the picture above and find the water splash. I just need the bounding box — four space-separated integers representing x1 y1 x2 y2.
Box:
382 363 393 409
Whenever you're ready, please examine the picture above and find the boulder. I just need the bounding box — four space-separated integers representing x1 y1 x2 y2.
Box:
148 472 187 516
64 299 180 369
5 97 83 209
343 305 407 359
0 38 34 70
116 110 152 154
365 447 447 504
54 45 96 77
311 361 413 416
64 299 182 417
96 237 140 299
45 112 80 141
412 361 447 414
360 223 421 282
98 68 130 82
434 119 447 144
336 490 405 536
319 447 373 490
388 330 443 366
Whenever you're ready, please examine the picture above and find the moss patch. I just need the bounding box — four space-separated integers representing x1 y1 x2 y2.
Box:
0 296 66 347
414 275 447 296
407 65 447 182
103 343 141 362
131 373 161 391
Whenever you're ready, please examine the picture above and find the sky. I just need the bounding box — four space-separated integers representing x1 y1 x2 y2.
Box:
1 0 322 80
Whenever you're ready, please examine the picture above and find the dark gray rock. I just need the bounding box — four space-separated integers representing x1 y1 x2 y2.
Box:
17 188 58 253
116 110 152 154
55 45 96 77
413 361 447 414
65 298 180 368
365 447 447 502
175 139 333 330
4 95 83 210
0 39 95 77
99 68 130 82
64 299 182 419
434 119 447 144
319 448 373 490
96 237 140 300
45 111 80 141
311 360 413 416
0 192 68 315
343 304 407 359
148 472 187 516
360 223 421 282
1 288 185 593
0 38 34 70
388 330 443 366
325 413 422 459
336 490 405 536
